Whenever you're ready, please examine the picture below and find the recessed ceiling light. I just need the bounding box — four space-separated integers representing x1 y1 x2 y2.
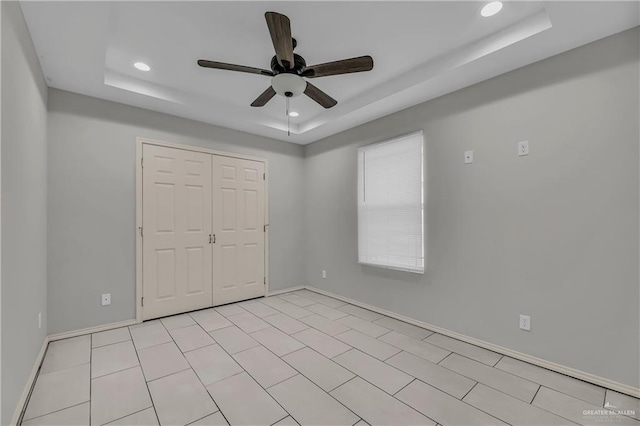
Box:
288 111 299 117
134 62 151 72
481 1 503 17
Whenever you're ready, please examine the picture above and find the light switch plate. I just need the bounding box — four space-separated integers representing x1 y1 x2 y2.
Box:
518 141 529 156
464 151 473 164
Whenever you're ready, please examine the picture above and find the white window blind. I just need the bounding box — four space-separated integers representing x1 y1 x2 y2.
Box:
357 132 424 273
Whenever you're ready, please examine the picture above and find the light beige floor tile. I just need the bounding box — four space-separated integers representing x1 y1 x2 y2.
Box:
130 320 161 329
380 331 450 364
334 349 413 395
302 292 347 309
272 416 299 426
353 421 369 426
148 369 218 426
233 346 297 388
372 317 433 340
606 390 640 420
463 383 576 425
190 309 233 332
307 303 349 320
92 327 131 349
268 374 359 425
283 347 355 392
91 340 139 378
185 344 243 386
397 380 507 426
533 386 639 425
293 289 320 299
338 305 382 321
272 302 314 319
215 304 246 317
496 356 606 406
169 324 216 352
161 314 196 330
138 341 190 381
261 296 289 308
129 322 172 351
209 326 260 354
424 334 502 366
41 336 91 374
440 353 539 403
337 315 390 338
91 367 152 426
300 314 351 336
241 301 279 318
335 330 400 361
106 407 159 425
386 351 476 399
206 372 287 426
189 412 229 425
263 313 309 335
22 402 89 426
24 364 90 420
278 293 316 307
251 327 305 356
331 377 434 425
292 328 352 358
226 312 270 333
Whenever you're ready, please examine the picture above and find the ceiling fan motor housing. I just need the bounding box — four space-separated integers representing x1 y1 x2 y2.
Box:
271 53 307 75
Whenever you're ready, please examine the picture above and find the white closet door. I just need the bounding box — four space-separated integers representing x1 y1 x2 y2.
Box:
142 145 213 320
213 155 265 305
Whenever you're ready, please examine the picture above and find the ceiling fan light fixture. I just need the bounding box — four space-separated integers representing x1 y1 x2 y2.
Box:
271 73 306 97
481 1 503 17
134 62 151 72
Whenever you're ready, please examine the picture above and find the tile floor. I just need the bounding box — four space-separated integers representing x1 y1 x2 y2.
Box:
21 289 640 426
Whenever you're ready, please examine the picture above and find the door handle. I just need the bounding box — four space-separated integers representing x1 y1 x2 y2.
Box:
209 234 216 244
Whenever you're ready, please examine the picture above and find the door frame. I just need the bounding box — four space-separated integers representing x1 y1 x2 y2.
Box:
135 137 270 323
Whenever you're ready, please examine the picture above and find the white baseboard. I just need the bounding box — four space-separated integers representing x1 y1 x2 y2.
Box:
267 285 305 296
48 319 139 342
11 336 49 426
305 285 640 399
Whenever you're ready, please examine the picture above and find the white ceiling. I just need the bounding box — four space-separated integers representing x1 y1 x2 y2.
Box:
21 1 639 145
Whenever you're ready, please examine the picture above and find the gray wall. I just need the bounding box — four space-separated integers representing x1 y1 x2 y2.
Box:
47 89 306 334
304 28 640 388
1 2 48 424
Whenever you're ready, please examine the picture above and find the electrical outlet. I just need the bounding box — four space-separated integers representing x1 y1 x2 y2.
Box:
322 270 327 279
519 314 531 331
518 141 529 156
38 313 42 329
464 151 473 164
101 293 111 306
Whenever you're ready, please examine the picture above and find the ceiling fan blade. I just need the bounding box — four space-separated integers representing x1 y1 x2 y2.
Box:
265 12 294 69
198 60 273 76
251 86 277 107
303 55 374 78
304 82 337 108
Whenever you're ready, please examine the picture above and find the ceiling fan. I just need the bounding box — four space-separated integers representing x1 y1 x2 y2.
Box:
197 11 374 109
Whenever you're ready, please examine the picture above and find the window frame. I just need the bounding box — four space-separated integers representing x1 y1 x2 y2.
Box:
356 130 425 274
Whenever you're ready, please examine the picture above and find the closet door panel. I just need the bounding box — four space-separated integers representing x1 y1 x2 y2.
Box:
142 145 213 320
213 156 265 305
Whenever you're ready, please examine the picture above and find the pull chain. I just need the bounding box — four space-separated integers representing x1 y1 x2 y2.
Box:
286 97 291 136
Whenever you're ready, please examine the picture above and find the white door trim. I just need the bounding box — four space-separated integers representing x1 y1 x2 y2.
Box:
135 137 270 323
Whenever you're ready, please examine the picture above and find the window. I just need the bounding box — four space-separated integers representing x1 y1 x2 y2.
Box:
357 132 424 273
